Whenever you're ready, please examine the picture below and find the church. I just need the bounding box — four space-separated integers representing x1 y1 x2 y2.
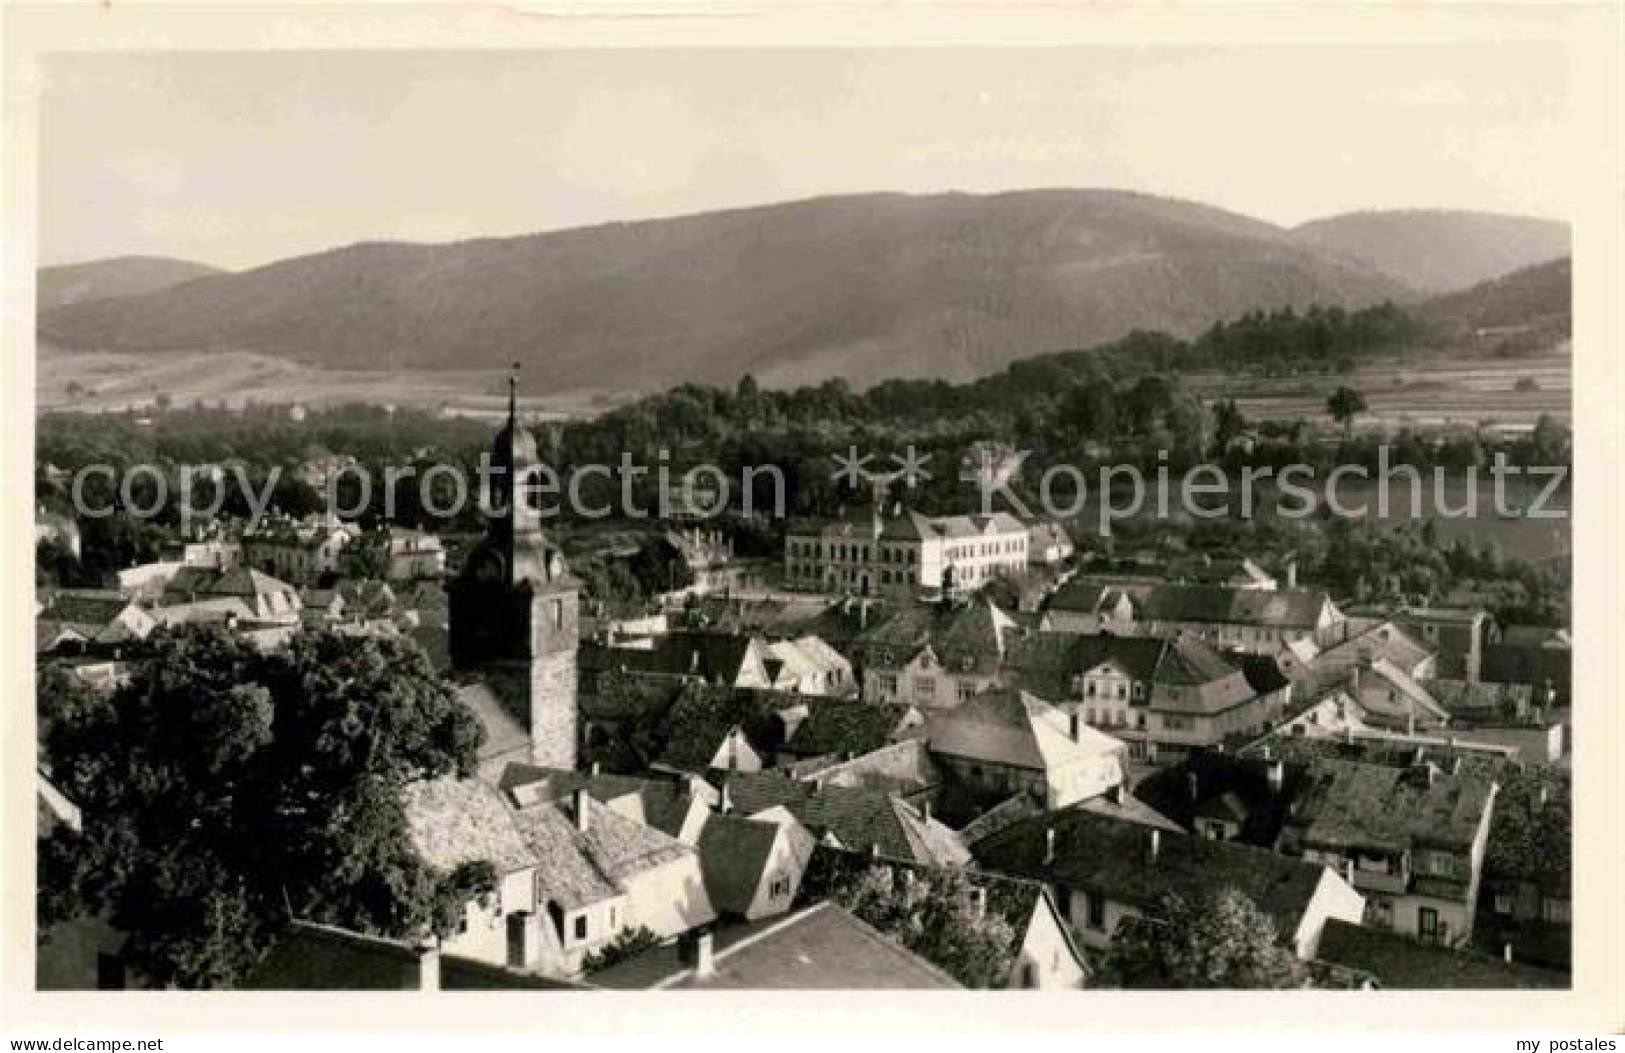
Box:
448 374 581 775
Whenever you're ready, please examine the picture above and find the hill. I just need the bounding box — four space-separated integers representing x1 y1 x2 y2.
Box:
1287 209 1569 295
37 256 225 312
37 190 1412 393
1414 256 1571 354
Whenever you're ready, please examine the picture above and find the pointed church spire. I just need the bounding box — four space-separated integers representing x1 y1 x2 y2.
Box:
508 360 521 426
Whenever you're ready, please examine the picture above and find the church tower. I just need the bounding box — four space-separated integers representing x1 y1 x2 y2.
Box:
449 369 579 769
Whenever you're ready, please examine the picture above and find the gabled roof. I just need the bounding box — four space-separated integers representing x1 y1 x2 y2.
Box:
1138 585 1335 629
972 808 1335 947
401 776 537 875
697 812 814 917
1357 658 1450 724
926 689 1124 772
1284 757 1498 857
510 796 694 910
591 902 960 989
725 771 970 867
853 597 1016 674
782 698 915 759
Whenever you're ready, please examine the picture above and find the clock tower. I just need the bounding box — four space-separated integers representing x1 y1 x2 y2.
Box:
449 369 580 769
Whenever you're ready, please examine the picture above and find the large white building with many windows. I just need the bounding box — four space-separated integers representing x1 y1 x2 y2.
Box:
784 507 1030 598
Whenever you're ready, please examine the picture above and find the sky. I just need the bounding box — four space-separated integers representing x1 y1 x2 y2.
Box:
38 45 1572 271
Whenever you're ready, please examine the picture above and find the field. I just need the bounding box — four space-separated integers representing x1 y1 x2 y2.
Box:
34 345 632 420
1187 346 1571 431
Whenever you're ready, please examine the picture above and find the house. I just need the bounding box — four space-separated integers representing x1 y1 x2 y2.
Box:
1346 659 1451 731
853 596 1019 706
241 513 358 584
1004 632 1280 760
1476 772 1571 971
1027 521 1075 566
496 763 717 845
1314 919 1566 989
782 738 940 796
783 505 1030 599
1167 553 1278 590
925 689 1126 813
1275 757 1498 948
1133 584 1345 653
661 527 732 595
695 809 816 920
722 770 971 868
381 527 447 580
589 902 961 989
762 636 857 697
1352 605 1490 681
1037 579 1135 634
157 566 303 626
972 807 1365 961
401 777 715 979
35 589 157 653
798 846 1089 989
1478 642 1571 705
1305 619 1437 694
777 697 925 762
35 508 82 558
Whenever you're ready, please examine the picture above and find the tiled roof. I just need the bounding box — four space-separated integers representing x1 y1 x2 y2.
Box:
1138 585 1334 629
656 683 800 773
926 689 1124 772
401 777 537 874
510 796 692 910
725 771 970 867
592 902 960 989
1315 920 1566 989
972 807 1334 945
783 698 915 759
672 903 961 989
245 920 423 989
697 812 812 917
853 597 1016 675
1284 757 1497 856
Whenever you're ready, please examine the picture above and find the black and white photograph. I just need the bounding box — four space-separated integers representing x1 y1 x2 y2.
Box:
3 0 1621 1041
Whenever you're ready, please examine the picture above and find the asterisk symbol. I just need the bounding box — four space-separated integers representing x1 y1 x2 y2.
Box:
830 445 876 488
889 446 933 488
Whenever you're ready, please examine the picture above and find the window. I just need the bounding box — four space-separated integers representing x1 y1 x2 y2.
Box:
1542 898 1571 923
915 677 935 700
1085 891 1106 931
957 681 976 702
574 915 588 941
771 876 791 899
1494 893 1513 915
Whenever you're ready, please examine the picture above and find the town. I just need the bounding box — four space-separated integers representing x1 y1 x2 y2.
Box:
34 354 1573 992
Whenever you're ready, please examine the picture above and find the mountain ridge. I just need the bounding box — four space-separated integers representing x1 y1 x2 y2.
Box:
37 190 1566 393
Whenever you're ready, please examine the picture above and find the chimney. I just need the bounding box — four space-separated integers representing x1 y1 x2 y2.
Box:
1267 760 1284 793
590 760 602 776
1149 828 1161 860
1538 786 1549 807
1503 943 1514 964
1262 744 1273 761
414 933 441 992
1407 713 1416 737
1044 827 1056 865
1286 558 1298 590
1068 710 1083 742
694 932 716 979
869 841 882 859
690 648 701 673
572 788 591 832
1344 859 1355 887
720 782 733 815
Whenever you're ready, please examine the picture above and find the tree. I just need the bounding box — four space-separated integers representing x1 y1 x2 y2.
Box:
1326 386 1368 439
1211 399 1246 457
823 863 1017 988
38 625 484 988
1100 888 1297 989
